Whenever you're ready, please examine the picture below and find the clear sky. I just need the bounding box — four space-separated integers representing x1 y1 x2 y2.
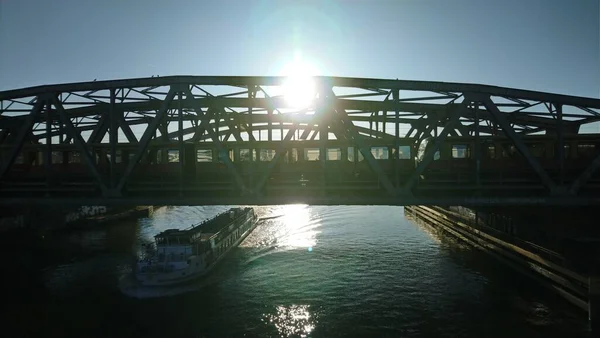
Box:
0 0 598 98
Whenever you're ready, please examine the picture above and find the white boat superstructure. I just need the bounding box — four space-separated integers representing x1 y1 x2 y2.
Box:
135 207 257 286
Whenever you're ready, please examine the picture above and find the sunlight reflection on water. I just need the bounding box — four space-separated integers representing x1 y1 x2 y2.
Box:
263 304 316 338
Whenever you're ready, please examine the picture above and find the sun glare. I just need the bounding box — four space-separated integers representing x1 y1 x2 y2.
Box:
283 75 316 109
280 58 318 109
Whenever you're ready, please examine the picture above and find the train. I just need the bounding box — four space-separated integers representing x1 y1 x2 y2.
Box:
2 134 599 188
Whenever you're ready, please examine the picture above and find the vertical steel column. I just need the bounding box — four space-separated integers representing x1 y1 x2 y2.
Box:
45 101 53 193
178 88 184 195
268 108 273 141
319 95 328 195
393 89 400 189
109 89 117 189
248 86 255 191
59 120 67 164
474 102 481 187
556 104 564 186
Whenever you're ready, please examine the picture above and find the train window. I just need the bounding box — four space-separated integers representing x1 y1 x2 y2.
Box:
451 145 471 159
398 146 411 159
113 150 122 164
563 144 571 158
370 147 389 160
284 148 298 163
291 148 299 162
348 147 355 162
168 150 180 163
197 149 213 162
486 145 496 159
259 149 276 162
304 148 320 161
239 149 251 162
51 151 63 164
327 148 341 161
68 151 81 164
502 145 518 158
217 149 234 163
526 143 545 158
14 153 24 164
577 144 596 157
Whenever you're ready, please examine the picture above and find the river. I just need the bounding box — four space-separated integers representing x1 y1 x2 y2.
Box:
4 205 590 337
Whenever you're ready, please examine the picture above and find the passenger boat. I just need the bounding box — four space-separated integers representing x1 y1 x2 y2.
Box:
134 207 257 286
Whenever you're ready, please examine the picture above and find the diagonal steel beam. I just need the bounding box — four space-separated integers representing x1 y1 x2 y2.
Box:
401 101 468 193
479 95 557 192
223 115 244 142
253 122 299 194
118 112 138 143
331 102 397 196
52 97 109 194
569 151 600 195
88 113 109 143
0 97 44 179
115 87 177 194
191 108 208 141
183 87 247 192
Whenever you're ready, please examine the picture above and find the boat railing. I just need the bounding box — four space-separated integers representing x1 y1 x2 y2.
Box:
184 207 251 233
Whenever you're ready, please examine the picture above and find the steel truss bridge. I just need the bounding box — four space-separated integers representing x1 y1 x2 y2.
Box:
1 76 600 206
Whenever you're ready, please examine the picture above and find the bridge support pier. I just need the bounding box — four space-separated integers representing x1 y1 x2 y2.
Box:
407 204 599 318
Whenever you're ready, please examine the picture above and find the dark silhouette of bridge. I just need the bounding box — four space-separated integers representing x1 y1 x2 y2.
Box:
1 76 600 206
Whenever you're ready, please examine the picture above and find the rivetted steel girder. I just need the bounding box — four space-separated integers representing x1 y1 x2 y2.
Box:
2 75 600 109
2 76 600 204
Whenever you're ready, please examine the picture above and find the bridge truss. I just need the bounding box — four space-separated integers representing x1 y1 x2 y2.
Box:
1 76 600 206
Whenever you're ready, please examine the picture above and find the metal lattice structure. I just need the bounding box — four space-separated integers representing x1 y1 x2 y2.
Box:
1 76 600 206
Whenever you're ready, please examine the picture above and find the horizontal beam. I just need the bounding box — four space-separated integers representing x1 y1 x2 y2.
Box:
2 75 600 109
2 195 600 207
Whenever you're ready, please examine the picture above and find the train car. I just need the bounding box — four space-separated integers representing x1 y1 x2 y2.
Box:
414 134 600 185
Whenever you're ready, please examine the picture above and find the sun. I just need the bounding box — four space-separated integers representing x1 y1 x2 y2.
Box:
280 60 318 109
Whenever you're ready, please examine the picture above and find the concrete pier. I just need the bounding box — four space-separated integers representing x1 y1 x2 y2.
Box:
405 205 593 315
